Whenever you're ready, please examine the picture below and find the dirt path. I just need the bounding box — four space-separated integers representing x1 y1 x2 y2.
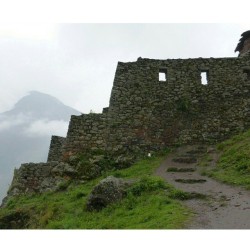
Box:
155 145 250 229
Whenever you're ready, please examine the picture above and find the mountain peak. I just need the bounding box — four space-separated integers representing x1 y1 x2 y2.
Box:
2 91 81 121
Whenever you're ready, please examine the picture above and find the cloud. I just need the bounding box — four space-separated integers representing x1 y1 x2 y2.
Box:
23 119 69 137
0 112 69 136
0 113 31 131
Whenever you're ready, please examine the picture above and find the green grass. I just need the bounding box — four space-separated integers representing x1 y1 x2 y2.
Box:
208 129 250 189
0 151 192 229
198 154 213 167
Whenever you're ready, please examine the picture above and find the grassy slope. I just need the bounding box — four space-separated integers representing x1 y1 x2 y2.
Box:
0 152 191 229
208 130 250 189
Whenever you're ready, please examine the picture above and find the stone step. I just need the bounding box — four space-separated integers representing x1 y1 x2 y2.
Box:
185 146 207 155
166 167 196 172
172 156 197 164
174 178 207 184
169 191 208 200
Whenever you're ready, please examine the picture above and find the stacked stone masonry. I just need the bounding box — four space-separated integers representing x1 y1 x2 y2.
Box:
61 113 108 157
47 136 66 162
6 162 76 198
54 56 250 158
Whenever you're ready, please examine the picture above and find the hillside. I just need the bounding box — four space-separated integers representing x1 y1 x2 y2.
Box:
201 130 250 189
0 91 81 201
0 129 250 229
0 150 193 229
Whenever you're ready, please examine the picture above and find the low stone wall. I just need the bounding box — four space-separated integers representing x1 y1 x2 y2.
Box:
47 136 66 162
6 162 76 198
61 113 108 158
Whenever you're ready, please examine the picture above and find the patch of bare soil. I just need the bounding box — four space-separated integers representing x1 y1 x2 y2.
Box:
155 145 250 229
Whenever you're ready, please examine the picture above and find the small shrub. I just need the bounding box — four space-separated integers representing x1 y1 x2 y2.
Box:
176 97 191 113
56 180 71 191
128 177 166 196
39 209 54 226
0 209 30 229
75 192 87 199
123 193 137 210
236 164 249 173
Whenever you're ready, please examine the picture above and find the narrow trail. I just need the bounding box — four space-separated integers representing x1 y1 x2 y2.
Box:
155 145 250 229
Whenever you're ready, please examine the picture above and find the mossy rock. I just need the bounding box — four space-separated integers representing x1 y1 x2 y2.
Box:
86 176 133 211
0 209 30 229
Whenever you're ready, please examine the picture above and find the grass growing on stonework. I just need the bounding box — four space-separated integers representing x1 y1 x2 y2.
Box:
0 150 192 229
207 129 250 189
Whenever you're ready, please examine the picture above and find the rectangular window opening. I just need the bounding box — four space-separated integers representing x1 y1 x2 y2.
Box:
159 72 166 81
159 68 167 82
201 71 208 85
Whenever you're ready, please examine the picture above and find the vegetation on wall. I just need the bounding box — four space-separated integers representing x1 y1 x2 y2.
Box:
176 97 192 113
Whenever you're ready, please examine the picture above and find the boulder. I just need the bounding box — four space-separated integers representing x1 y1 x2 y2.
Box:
0 210 30 229
86 176 133 211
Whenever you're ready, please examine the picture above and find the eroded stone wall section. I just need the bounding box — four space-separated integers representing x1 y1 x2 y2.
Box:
61 113 108 158
6 162 76 199
47 136 66 162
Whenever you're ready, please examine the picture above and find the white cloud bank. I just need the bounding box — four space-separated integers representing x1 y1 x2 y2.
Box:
0 114 68 137
0 113 30 131
23 119 68 137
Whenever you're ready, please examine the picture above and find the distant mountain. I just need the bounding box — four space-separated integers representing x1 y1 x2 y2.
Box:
0 91 81 201
3 91 80 120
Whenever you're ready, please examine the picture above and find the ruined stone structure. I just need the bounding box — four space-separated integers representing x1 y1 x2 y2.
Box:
3 162 77 201
3 31 250 204
47 136 66 162
49 55 250 159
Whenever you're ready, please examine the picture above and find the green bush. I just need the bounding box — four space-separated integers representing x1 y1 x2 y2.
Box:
128 176 166 196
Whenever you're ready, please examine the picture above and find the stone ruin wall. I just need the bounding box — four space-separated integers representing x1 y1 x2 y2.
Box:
4 161 77 203
61 113 109 157
4 55 250 203
47 136 66 162
108 57 250 151
53 56 250 158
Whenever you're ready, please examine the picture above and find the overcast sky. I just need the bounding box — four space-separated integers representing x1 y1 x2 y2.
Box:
0 23 249 114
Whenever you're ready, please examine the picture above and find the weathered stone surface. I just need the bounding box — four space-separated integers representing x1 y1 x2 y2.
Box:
2 162 76 205
0 210 30 229
61 113 108 159
51 162 77 176
86 176 133 211
172 156 197 164
47 136 66 162
47 54 250 160
114 155 136 169
76 161 102 180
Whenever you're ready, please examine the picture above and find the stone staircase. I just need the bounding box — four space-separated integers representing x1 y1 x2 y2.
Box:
155 145 250 229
